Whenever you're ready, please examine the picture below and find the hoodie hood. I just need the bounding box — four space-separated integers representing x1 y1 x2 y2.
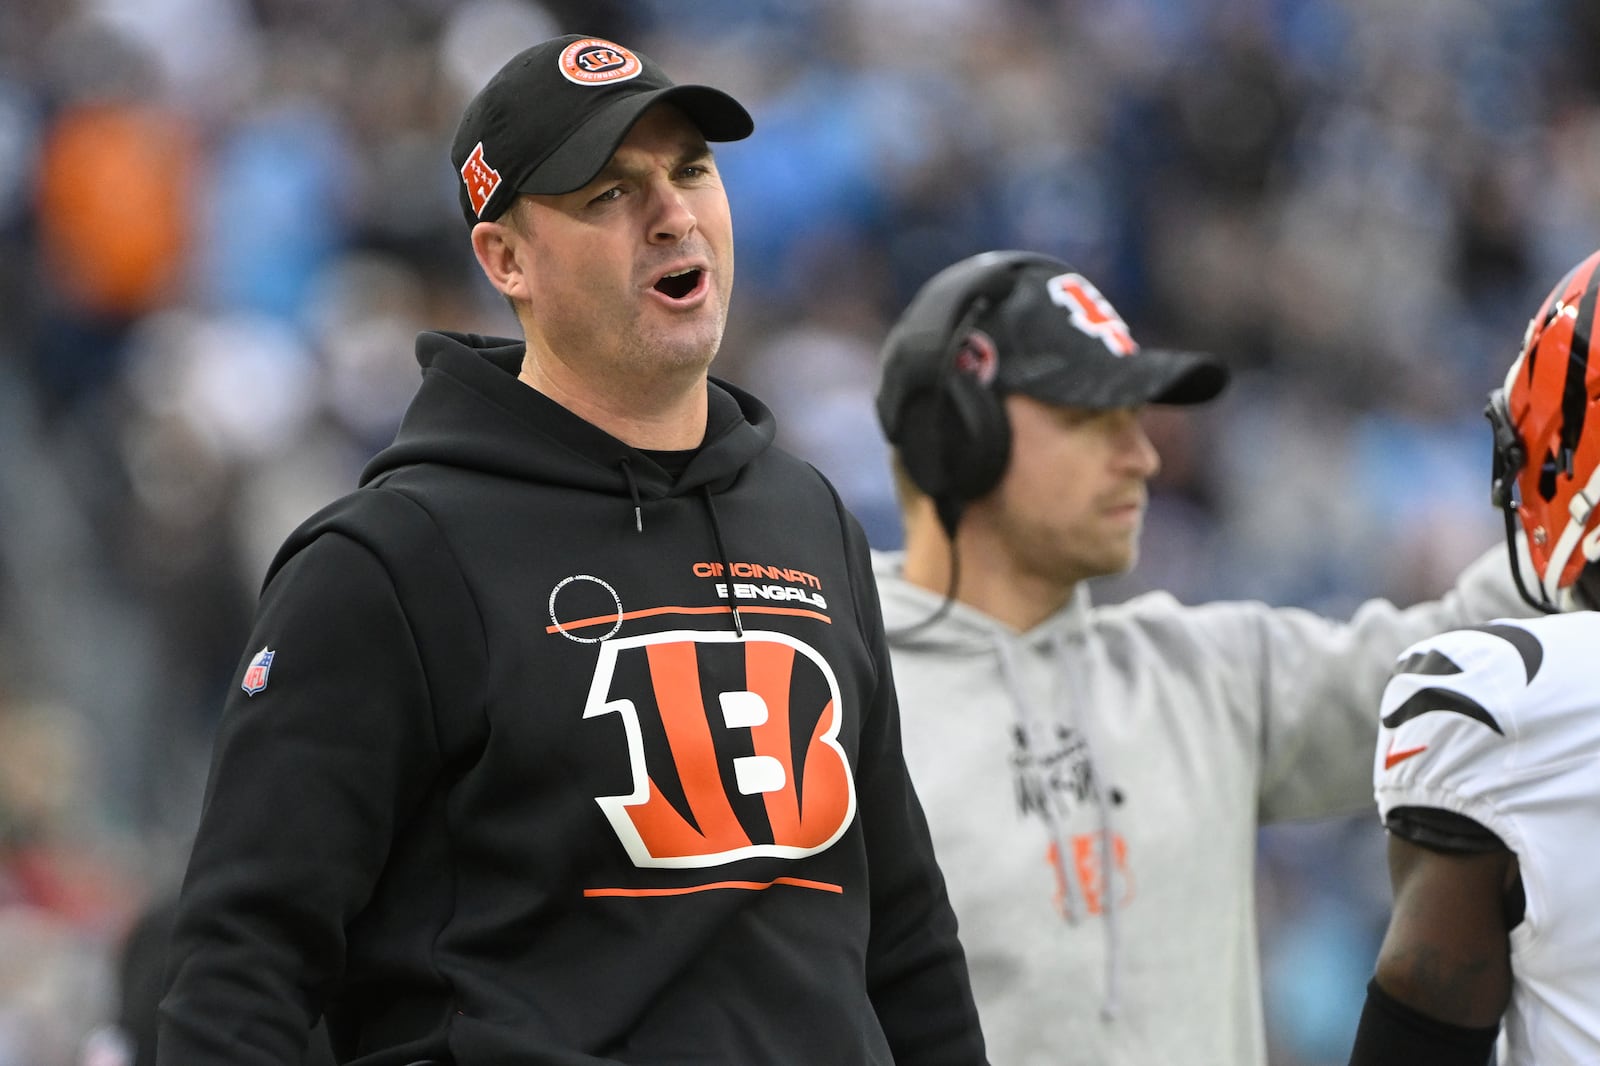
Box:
361 331 776 499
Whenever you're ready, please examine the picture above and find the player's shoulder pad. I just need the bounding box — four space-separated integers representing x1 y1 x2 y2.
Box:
1379 621 1543 738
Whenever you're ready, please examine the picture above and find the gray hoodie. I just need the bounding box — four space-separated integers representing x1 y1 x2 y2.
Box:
873 546 1528 1066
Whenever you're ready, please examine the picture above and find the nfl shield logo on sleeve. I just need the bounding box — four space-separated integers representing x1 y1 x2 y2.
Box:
242 646 275 696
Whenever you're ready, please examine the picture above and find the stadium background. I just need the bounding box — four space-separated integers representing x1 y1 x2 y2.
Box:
0 0 1596 1061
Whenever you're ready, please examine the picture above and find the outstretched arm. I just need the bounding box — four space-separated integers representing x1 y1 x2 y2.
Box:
1348 832 1517 1065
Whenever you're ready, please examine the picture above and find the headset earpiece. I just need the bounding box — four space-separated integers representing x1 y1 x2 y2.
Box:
877 251 1069 538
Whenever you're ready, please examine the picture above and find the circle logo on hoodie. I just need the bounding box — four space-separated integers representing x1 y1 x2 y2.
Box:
548 574 624 643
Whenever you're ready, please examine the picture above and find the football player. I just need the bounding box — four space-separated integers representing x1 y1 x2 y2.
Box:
1351 249 1600 1064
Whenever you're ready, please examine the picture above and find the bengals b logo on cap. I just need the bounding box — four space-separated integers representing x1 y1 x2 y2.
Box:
559 37 643 85
1048 272 1138 356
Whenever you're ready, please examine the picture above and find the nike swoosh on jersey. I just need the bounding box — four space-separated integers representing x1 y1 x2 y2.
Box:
1383 743 1429 770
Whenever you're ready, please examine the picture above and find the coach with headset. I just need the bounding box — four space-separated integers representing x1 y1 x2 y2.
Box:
869 250 1533 1066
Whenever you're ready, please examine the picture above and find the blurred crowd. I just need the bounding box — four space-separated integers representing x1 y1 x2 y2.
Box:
1 0 1597 1062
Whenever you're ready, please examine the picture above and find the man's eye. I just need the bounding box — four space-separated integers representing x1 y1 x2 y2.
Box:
590 187 622 205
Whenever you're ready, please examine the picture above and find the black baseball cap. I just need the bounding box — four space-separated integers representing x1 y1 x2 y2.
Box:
878 251 1228 428
450 34 754 226
987 259 1227 408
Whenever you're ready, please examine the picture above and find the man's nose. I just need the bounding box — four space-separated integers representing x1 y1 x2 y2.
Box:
648 182 697 244
1116 413 1161 478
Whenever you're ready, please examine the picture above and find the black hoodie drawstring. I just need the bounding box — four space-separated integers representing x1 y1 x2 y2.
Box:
618 459 644 533
618 460 742 638
700 485 744 638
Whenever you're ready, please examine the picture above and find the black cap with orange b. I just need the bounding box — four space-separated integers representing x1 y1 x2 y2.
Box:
876 250 1230 536
450 34 754 226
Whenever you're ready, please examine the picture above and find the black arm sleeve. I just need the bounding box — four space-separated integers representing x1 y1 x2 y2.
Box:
1386 806 1508 855
1348 978 1499 1066
157 533 440 1065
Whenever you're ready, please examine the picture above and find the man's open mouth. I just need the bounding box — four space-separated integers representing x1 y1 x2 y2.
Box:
654 268 702 299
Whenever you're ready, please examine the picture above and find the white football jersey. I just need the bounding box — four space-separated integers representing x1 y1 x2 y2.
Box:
1374 613 1600 1064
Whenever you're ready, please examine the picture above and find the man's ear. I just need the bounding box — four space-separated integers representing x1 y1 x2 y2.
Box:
469 218 533 303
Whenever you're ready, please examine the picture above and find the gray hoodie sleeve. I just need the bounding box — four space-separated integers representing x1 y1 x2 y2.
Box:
1196 545 1533 822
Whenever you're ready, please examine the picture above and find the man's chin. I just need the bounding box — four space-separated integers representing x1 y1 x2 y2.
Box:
1055 552 1137 589
1100 546 1139 580
648 320 725 370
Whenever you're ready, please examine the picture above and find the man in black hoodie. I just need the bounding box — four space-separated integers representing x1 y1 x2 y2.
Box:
156 33 987 1066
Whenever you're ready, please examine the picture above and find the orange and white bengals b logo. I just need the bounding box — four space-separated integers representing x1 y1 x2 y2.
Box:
559 38 643 86
584 630 857 868
1048 272 1138 356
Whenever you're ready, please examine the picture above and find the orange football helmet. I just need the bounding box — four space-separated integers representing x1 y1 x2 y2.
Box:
1487 248 1600 611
